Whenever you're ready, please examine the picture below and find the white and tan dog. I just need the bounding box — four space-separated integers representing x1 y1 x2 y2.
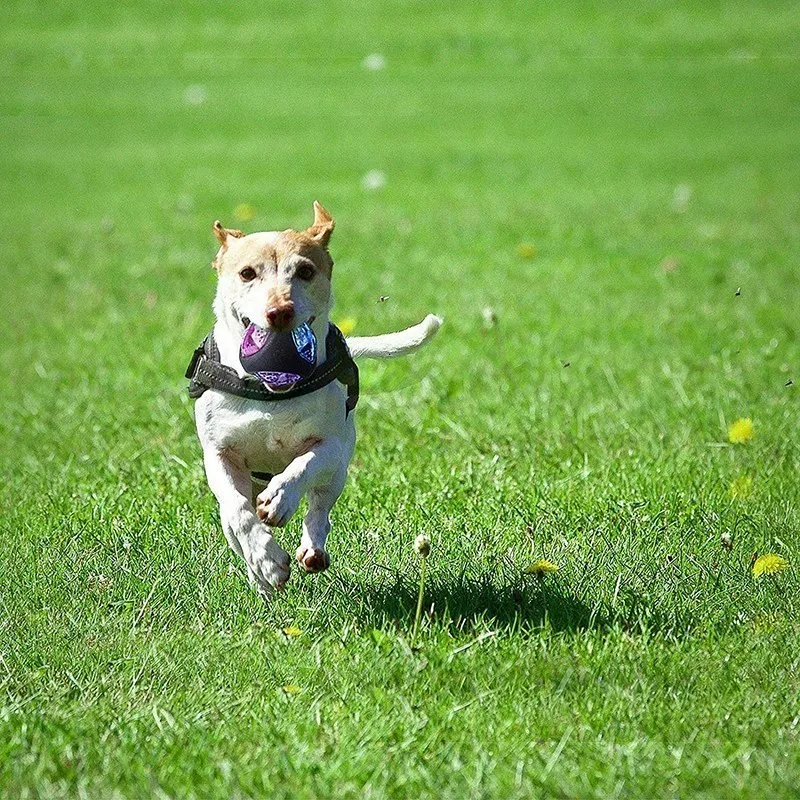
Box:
192 202 441 596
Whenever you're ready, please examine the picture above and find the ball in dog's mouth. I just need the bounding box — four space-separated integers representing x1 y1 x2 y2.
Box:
239 320 318 392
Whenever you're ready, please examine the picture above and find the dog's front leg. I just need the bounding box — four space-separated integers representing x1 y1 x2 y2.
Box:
255 438 345 529
202 448 291 595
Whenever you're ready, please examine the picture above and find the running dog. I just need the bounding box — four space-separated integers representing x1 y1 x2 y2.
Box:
187 202 441 596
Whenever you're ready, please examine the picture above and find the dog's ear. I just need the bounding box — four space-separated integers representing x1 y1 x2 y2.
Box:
306 201 334 248
213 220 245 248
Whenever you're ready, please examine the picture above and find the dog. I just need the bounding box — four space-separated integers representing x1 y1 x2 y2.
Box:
190 202 441 597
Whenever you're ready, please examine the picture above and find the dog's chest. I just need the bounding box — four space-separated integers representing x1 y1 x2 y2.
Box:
197 384 346 471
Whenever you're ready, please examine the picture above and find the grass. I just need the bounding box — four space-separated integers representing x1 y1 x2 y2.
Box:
2 0 799 796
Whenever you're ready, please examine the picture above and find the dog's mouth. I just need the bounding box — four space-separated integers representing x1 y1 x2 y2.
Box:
239 318 318 393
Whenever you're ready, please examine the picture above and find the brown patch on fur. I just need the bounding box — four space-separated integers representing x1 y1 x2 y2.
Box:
213 204 335 278
213 220 245 247
306 201 335 249
266 285 293 308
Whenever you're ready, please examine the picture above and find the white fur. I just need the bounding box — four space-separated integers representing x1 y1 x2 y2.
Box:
194 252 440 597
346 314 442 359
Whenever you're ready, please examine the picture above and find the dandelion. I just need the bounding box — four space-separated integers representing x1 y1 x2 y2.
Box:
729 475 754 499
361 170 386 191
414 533 431 557
411 534 432 644
720 531 733 551
282 625 302 637
672 184 692 213
281 684 302 695
362 53 386 71
516 243 536 259
183 84 207 106
752 554 788 578
335 317 357 336
728 418 754 444
524 559 560 577
660 257 679 274
234 203 255 223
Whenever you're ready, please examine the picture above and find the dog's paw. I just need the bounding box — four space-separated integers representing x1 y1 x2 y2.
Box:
256 478 302 528
246 535 291 593
296 545 330 574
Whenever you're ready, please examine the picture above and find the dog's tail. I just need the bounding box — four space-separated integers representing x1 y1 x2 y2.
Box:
346 314 442 359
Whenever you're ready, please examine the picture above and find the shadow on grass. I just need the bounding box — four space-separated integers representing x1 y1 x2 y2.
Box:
346 573 606 636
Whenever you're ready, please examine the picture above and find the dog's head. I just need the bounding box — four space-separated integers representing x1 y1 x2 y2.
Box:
211 201 335 333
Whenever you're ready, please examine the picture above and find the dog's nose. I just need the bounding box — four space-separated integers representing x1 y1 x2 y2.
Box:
266 303 295 330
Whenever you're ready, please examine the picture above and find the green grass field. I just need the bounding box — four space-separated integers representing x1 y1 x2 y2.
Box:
2 1 799 796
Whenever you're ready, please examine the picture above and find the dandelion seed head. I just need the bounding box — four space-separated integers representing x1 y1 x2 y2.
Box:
362 53 386 71
414 534 431 558
361 170 386 191
672 184 692 213
184 84 207 106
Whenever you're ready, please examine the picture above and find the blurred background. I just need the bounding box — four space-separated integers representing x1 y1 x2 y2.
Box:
3 0 800 545
2 0 799 540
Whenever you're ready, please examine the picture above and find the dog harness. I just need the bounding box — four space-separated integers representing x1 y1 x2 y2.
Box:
186 324 358 483
186 323 359 413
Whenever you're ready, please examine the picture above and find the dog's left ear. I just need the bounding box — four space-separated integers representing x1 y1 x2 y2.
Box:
306 201 335 248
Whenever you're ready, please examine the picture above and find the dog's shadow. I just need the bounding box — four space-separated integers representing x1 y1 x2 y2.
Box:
328 571 605 636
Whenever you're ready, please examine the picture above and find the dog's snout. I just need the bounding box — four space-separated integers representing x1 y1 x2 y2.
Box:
266 303 295 330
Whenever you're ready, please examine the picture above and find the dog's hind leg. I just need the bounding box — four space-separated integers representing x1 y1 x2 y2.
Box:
295 464 348 574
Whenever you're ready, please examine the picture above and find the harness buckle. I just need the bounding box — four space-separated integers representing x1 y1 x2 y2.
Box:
185 345 205 380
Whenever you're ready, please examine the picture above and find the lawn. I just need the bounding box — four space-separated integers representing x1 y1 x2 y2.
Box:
1 0 799 796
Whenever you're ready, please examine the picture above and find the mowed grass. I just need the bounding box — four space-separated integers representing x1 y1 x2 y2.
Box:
2 0 800 796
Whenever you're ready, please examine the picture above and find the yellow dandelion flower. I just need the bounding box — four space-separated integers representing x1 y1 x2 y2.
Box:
752 553 788 578
516 243 537 259
281 684 302 695
524 559 560 577
728 418 754 444
729 475 754 500
335 317 357 336
282 625 302 637
234 203 255 223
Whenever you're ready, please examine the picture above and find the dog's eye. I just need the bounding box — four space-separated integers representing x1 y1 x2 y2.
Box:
296 263 315 281
239 267 257 282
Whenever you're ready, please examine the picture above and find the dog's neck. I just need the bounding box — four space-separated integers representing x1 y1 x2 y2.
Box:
212 305 331 378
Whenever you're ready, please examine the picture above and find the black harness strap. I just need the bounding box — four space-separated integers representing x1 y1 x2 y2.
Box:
186 324 359 415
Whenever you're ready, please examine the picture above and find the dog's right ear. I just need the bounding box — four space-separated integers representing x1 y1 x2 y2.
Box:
213 220 245 248
212 221 245 270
